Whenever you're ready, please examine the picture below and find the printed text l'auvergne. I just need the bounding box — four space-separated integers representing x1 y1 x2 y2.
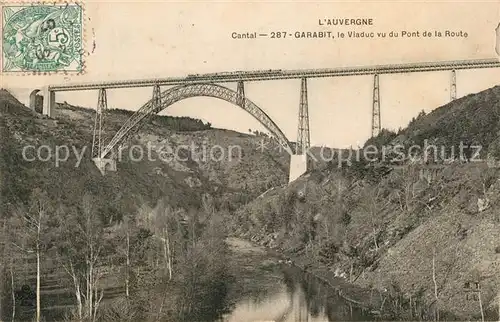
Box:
318 18 374 26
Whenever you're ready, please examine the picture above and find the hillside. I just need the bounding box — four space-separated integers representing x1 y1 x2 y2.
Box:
233 85 500 320
0 89 291 320
3 84 500 321
364 85 500 165
0 91 290 214
401 85 500 155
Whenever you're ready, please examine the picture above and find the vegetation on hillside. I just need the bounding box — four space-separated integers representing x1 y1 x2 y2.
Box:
109 107 213 132
231 86 500 320
233 160 500 320
394 86 500 160
0 90 288 321
0 187 233 321
3 83 500 321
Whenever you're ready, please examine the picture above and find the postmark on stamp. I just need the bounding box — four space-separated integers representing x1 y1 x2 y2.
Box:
2 3 83 73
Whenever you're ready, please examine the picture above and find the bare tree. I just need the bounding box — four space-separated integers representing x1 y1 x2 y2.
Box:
10 260 15 322
27 197 44 322
432 248 440 321
474 167 495 212
82 195 105 322
116 214 140 298
57 195 106 322
361 184 390 251
0 218 17 322
393 166 419 213
62 259 83 320
162 224 173 282
116 215 132 298
153 204 179 281
478 288 485 322
7 189 52 322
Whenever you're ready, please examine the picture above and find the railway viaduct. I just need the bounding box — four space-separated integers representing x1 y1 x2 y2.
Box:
30 57 500 182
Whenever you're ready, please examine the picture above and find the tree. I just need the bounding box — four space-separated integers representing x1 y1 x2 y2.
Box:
393 167 419 213
432 248 440 321
8 189 55 322
57 194 107 322
116 215 133 298
141 199 186 285
175 213 230 321
360 184 390 251
473 167 495 212
0 217 17 322
152 204 182 281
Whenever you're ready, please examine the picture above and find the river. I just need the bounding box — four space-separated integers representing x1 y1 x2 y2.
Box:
0 237 375 321
222 238 374 322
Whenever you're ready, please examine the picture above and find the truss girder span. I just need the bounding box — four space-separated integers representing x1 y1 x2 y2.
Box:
48 58 500 92
100 83 293 158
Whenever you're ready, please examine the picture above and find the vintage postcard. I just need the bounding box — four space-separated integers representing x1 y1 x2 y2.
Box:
1 1 500 322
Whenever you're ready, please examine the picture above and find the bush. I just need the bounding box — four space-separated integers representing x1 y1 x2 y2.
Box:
318 242 339 264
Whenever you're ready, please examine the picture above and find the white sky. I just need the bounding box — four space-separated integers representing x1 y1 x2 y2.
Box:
3 1 500 148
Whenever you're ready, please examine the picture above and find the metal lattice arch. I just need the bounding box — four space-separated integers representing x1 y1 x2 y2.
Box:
100 83 293 158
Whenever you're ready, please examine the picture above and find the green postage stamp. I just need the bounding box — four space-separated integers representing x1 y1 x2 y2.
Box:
2 4 83 73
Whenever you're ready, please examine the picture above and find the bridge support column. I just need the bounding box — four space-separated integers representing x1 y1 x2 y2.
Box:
152 83 162 113
236 80 245 107
289 77 310 183
371 74 381 137
92 88 107 158
29 93 36 111
91 88 116 175
42 87 55 117
296 77 310 155
93 157 117 175
450 69 457 101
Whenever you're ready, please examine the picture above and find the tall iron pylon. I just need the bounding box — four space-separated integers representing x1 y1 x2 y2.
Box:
152 83 162 113
371 74 381 137
450 69 457 101
92 88 108 158
236 80 245 107
296 77 311 155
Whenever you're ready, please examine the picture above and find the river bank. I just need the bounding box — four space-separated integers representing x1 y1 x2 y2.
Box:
224 237 375 321
236 233 457 321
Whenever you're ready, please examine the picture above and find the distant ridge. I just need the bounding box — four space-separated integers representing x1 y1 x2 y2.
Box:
363 85 500 161
0 89 35 116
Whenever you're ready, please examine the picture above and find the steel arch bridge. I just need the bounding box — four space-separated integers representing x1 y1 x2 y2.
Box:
33 52 500 182
99 83 293 159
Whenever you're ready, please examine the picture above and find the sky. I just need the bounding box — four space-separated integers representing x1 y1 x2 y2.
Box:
3 1 500 148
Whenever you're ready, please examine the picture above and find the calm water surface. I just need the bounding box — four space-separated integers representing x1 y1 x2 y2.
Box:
223 238 373 322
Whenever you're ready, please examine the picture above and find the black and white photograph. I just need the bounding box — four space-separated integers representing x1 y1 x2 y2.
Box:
1 1 500 321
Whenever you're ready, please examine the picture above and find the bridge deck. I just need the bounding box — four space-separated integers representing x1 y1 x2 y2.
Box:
49 58 500 91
